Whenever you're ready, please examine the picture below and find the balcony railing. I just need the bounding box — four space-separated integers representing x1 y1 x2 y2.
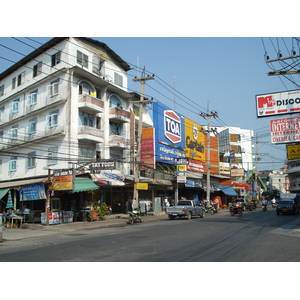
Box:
78 95 104 113
109 107 130 123
108 135 130 148
78 126 104 143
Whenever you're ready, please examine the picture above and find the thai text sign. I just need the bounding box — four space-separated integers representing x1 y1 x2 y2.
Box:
53 169 74 191
256 89 300 117
270 116 300 144
141 128 155 169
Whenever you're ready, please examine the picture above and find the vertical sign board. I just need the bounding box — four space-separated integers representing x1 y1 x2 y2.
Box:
256 89 300 118
141 128 155 169
53 169 75 191
153 102 185 164
184 117 206 173
270 116 300 144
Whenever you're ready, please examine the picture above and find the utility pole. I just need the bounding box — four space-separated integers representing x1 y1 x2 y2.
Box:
200 110 218 207
132 74 154 208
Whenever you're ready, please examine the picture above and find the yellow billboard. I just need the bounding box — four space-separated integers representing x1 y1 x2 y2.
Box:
287 144 300 160
184 118 205 162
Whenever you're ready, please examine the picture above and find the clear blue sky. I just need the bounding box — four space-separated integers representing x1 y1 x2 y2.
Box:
0 36 297 171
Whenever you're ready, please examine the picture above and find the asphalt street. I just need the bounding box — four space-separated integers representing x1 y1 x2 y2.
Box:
1 207 300 262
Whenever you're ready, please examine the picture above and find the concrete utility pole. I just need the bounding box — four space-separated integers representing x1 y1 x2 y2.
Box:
200 110 218 207
132 74 154 207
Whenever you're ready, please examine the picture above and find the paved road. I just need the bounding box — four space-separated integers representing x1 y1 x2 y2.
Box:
1 207 300 262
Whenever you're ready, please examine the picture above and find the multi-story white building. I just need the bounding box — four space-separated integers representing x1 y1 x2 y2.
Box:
0 37 152 216
217 126 254 173
0 37 135 182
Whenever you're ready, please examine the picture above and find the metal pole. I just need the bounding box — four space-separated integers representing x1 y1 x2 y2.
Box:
132 75 154 208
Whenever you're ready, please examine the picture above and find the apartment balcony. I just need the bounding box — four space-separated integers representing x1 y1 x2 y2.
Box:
77 126 104 143
108 135 130 149
78 95 104 114
109 107 130 123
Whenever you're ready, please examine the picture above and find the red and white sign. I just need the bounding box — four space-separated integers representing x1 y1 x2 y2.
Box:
164 110 181 143
256 89 300 117
270 116 300 144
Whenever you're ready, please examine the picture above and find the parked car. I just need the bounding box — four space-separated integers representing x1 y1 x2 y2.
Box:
166 200 205 220
276 193 300 215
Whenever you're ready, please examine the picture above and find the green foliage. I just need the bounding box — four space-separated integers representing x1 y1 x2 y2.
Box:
97 203 108 220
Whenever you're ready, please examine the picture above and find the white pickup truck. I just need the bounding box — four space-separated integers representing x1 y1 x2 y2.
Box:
166 200 205 220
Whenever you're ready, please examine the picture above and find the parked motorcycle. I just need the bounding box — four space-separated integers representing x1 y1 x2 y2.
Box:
230 203 243 216
106 205 112 215
127 209 142 224
206 206 218 215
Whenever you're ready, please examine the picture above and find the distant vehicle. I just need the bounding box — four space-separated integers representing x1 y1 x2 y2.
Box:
233 198 256 211
166 200 205 220
276 193 300 215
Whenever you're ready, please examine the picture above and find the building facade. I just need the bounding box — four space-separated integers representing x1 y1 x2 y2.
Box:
0 37 152 219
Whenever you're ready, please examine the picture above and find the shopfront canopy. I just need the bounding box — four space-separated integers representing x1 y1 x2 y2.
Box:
219 185 238 196
70 177 99 193
0 188 9 200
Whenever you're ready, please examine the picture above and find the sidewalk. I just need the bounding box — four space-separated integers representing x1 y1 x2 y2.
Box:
0 212 168 242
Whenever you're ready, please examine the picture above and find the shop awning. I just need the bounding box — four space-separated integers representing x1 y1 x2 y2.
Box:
218 185 238 196
70 177 99 193
0 188 10 200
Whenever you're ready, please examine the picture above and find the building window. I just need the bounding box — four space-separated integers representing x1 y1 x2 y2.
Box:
0 84 4 96
28 118 37 135
77 50 88 68
12 77 16 90
114 72 123 87
33 62 42 77
17 71 25 86
47 147 58 165
10 125 18 140
109 121 122 135
79 110 94 127
11 98 20 113
9 156 17 172
0 106 4 120
27 152 36 169
46 110 59 128
109 94 122 108
48 79 59 96
51 51 61 67
27 89 38 106
78 81 96 97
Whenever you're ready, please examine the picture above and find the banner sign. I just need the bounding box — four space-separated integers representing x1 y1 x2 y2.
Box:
153 102 186 164
141 128 155 169
91 161 116 171
53 169 74 191
20 182 47 201
256 89 300 117
270 116 300 144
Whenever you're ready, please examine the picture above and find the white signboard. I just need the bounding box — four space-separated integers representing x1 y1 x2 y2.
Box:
270 116 300 144
256 89 300 117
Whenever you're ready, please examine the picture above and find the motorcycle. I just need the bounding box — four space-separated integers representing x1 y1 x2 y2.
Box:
106 205 112 215
262 203 267 211
272 202 277 208
206 206 218 215
230 203 243 216
127 209 142 224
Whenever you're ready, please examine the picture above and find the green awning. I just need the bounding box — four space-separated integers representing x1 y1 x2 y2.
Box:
69 177 99 193
0 188 10 200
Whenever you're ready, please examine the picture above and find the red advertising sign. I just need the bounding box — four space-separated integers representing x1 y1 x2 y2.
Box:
141 128 155 169
270 116 300 144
